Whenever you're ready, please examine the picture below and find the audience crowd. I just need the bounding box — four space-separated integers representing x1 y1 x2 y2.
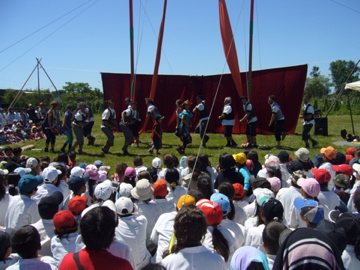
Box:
0 145 360 270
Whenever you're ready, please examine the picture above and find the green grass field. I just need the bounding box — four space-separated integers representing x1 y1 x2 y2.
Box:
14 114 360 176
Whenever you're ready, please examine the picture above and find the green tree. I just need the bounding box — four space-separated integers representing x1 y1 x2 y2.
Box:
329 60 360 95
304 66 332 98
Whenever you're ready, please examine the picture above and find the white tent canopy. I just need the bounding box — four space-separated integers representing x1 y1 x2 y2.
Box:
345 80 360 91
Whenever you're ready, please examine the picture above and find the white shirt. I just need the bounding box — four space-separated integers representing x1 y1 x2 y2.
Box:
202 225 238 268
135 201 162 249
342 244 360 270
221 104 235 126
115 214 151 270
101 108 116 128
267 254 277 270
154 198 176 215
31 219 55 257
233 200 249 225
243 103 257 123
50 233 84 266
135 166 147 175
244 202 257 219
318 190 340 220
5 256 57 270
276 186 302 228
221 219 245 247
108 239 135 269
58 181 71 200
166 185 187 205
318 163 336 190
0 253 20 270
245 224 266 253
0 193 11 227
5 194 40 230
150 211 177 263
161 245 226 270
303 103 315 125
32 184 63 204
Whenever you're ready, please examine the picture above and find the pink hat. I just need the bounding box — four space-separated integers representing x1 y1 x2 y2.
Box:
268 177 281 192
97 170 108 182
297 178 320 198
85 164 99 181
124 167 136 178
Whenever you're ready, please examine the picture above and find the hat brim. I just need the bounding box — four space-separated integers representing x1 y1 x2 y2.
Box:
328 210 342 223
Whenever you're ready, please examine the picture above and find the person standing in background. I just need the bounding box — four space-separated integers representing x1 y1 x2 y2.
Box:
268 95 286 149
193 95 210 148
101 100 118 154
300 96 318 148
218 97 237 148
239 96 258 148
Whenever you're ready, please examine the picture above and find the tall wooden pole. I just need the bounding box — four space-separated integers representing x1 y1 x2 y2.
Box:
129 0 135 100
247 0 255 98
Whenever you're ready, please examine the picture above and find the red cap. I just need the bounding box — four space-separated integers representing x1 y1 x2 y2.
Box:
346 155 353 164
312 168 331 184
332 164 353 177
346 148 356 156
196 199 223 226
53 210 76 233
68 195 88 216
246 160 254 171
152 179 168 197
233 183 245 199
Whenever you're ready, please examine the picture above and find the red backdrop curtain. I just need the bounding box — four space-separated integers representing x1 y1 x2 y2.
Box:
102 64 307 134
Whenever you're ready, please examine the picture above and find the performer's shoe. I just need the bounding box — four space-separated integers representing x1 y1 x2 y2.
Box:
281 132 287 141
312 141 319 148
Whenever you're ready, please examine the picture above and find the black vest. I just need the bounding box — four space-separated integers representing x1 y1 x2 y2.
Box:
224 104 234 120
303 104 314 121
197 101 208 119
245 102 255 121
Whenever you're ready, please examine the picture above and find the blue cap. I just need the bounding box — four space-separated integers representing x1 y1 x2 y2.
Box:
294 198 318 210
78 162 87 169
68 176 86 193
94 160 104 168
210 193 230 216
18 175 43 193
311 153 324 168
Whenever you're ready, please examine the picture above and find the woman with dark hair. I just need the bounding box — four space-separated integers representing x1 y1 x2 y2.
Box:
7 172 20 196
161 204 226 270
198 154 218 188
177 100 193 155
101 100 118 154
59 207 132 270
42 101 61 152
214 153 244 189
165 169 187 204
198 199 237 267
197 175 214 199
247 150 262 177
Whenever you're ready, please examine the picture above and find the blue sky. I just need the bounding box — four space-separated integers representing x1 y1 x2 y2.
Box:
1 0 359 92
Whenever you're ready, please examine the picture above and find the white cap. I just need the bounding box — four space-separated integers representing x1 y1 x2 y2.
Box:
26 158 39 168
94 182 113 201
42 166 62 183
152 157 162 169
253 188 275 205
14 167 32 177
119 183 133 198
71 167 85 177
353 163 360 174
264 154 280 165
115 197 134 216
